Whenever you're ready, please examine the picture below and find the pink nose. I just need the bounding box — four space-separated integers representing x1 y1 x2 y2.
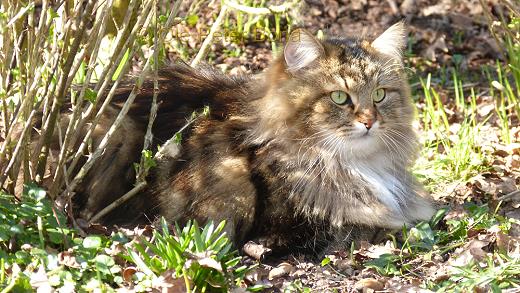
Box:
360 118 374 129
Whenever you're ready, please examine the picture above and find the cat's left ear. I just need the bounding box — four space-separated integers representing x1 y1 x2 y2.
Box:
371 21 407 60
284 28 325 72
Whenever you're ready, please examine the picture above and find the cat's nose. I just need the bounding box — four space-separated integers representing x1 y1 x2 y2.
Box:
362 119 374 130
355 108 376 130
356 116 375 129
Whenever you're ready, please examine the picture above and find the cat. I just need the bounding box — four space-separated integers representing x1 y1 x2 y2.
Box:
60 22 436 255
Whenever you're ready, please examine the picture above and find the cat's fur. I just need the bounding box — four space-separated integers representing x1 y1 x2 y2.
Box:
58 22 435 254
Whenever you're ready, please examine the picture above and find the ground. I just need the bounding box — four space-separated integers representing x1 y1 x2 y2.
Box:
0 0 519 292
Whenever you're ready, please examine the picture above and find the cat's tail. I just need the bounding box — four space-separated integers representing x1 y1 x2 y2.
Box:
77 63 251 222
111 62 251 145
19 63 249 224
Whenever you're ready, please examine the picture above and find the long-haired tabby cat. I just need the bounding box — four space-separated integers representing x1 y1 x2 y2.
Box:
63 22 436 255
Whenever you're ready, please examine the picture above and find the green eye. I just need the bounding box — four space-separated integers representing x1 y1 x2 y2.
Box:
330 90 350 105
373 88 386 103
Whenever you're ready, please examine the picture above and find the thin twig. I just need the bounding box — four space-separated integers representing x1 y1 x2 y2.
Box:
497 190 520 202
224 0 297 15
89 181 148 223
0 110 37 184
34 0 95 183
49 0 115 196
191 4 228 67
86 0 183 222
137 0 160 181
65 0 154 178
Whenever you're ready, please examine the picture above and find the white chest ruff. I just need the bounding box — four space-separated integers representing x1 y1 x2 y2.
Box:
347 161 405 214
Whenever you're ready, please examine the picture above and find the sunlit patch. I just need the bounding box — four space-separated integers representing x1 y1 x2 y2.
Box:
215 157 248 178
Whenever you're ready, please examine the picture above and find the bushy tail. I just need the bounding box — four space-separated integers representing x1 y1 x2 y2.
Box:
71 63 250 223
111 62 250 146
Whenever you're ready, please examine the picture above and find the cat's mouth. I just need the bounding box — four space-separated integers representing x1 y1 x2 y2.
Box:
351 121 380 139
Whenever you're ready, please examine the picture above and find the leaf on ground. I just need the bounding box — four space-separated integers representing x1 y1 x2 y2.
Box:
185 251 223 272
354 278 384 291
268 262 294 280
58 250 80 268
355 240 399 260
242 241 272 260
448 239 489 267
152 270 188 293
386 278 435 293
29 265 52 291
122 266 137 283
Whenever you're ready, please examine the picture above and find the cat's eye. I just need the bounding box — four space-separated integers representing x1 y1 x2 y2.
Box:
373 88 386 103
330 90 350 105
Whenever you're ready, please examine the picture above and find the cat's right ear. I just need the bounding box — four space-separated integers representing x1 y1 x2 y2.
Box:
371 21 407 60
284 29 325 73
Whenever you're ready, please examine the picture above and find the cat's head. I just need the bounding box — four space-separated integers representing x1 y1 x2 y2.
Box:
256 22 417 164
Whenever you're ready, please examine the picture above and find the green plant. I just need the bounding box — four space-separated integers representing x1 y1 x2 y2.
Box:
363 203 519 291
414 73 489 189
0 184 126 292
125 218 252 292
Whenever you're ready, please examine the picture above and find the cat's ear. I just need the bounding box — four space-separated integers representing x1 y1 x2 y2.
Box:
371 21 407 60
284 29 325 72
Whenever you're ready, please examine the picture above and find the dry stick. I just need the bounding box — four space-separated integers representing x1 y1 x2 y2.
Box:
89 109 205 223
0 2 18 137
154 110 206 160
3 67 51 187
497 190 520 202
30 0 84 170
40 10 69 128
34 1 95 183
0 22 26 172
29 40 61 177
191 4 228 67
89 181 147 223
0 11 34 188
91 0 141 94
64 0 154 179
49 0 115 196
502 0 520 16
136 0 182 177
64 0 148 168
28 0 49 72
0 110 37 183
137 0 160 181
87 0 183 222
65 51 154 195
223 0 297 14
54 112 86 237
6 9 54 186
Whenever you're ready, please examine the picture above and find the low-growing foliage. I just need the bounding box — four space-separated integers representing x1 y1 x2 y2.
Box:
0 186 254 292
125 218 253 292
0 185 124 291
360 203 520 291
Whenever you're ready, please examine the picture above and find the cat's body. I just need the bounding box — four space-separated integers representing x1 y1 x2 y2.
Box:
62 23 435 255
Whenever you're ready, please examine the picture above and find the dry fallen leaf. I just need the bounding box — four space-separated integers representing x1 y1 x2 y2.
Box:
242 241 272 260
58 250 81 268
152 270 188 293
449 239 489 267
122 266 137 283
268 262 294 280
30 265 52 292
354 278 385 291
185 251 223 272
